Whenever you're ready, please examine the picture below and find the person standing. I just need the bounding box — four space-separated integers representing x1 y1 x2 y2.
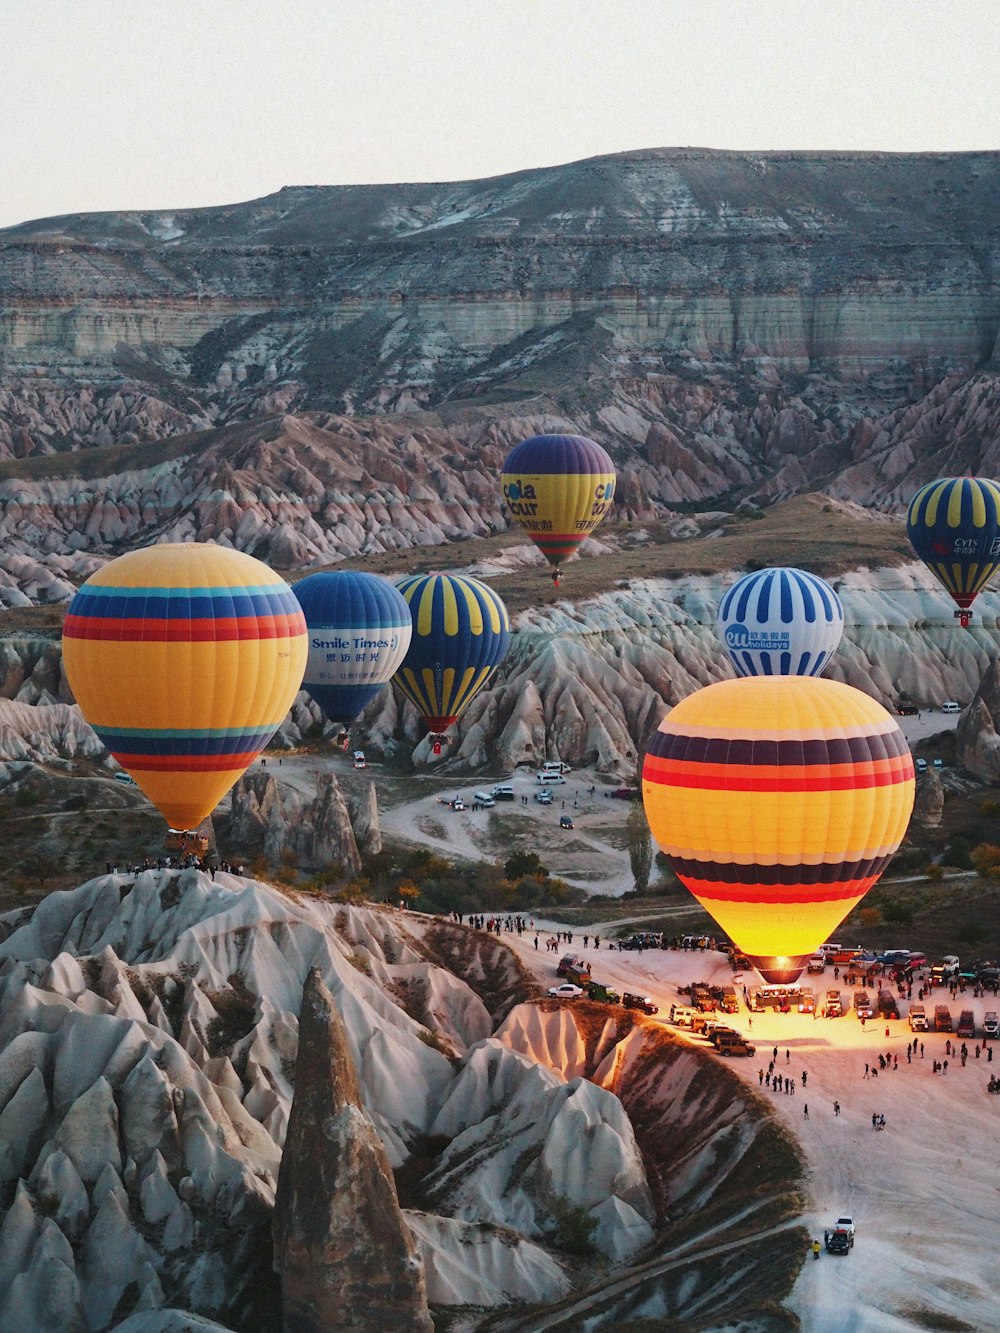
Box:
833 1101 841 1116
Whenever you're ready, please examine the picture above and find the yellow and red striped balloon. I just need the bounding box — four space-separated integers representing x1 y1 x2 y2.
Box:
642 676 915 983
62 543 308 832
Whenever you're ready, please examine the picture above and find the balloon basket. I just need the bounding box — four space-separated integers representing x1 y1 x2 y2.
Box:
747 953 811 985
165 829 210 857
432 738 443 756
955 610 972 628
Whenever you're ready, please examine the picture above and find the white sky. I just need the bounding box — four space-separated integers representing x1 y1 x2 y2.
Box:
2 0 999 228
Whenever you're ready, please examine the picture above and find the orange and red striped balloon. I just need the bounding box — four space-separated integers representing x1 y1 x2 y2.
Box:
642 676 915 982
63 544 307 833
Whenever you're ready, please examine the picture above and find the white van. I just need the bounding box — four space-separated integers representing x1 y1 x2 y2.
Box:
472 790 495 808
536 772 566 784
541 760 571 774
113 770 137 786
492 784 515 801
941 701 961 714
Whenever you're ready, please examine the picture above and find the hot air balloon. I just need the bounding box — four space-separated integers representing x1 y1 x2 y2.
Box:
393 573 510 753
642 676 914 984
62 544 308 847
907 477 1000 627
501 434 616 585
717 567 844 677
292 571 412 740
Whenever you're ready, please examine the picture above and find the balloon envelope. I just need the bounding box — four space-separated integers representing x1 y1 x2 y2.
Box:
293 571 412 726
393 574 510 734
642 676 914 983
501 434 615 579
906 477 1000 619
717 567 844 677
62 544 307 831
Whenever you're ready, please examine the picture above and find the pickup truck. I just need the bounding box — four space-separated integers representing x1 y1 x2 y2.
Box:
825 989 843 1017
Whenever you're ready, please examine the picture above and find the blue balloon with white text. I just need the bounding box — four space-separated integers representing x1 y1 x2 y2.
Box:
293 572 413 726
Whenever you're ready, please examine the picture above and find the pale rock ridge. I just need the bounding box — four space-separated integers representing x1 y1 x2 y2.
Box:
0 872 659 1324
272 967 433 1332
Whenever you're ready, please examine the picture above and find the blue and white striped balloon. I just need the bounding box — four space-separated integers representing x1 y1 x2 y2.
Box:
717 568 844 677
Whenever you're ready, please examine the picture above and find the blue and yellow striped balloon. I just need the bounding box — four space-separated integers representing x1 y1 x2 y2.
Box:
393 574 510 734
907 477 1000 621
62 544 307 831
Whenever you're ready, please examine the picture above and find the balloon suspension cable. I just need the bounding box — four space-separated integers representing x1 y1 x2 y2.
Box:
955 610 972 628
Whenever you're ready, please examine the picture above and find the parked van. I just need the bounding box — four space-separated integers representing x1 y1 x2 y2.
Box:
908 1003 928 1031
492 784 515 801
934 1005 953 1032
541 760 571 774
878 990 899 1019
941 700 961 714
472 790 495 808
113 770 137 786
668 1004 699 1028
807 955 827 973
957 1010 976 1038
536 771 566 784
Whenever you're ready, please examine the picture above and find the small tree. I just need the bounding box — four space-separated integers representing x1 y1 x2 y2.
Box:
504 850 548 881
397 882 421 907
972 843 1000 879
627 803 654 895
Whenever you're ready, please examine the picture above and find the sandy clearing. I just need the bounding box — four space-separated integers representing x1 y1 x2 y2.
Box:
497 929 1000 1333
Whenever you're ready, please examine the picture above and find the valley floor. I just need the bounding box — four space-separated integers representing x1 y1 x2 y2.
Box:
497 928 1000 1333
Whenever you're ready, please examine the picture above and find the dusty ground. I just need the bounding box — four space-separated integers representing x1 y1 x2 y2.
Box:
493 928 1000 1333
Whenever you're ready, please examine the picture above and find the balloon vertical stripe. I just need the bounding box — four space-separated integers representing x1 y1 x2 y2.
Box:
394 574 510 735
717 567 844 678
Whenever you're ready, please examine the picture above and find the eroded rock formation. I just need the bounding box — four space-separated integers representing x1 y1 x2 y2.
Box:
957 660 1000 783
273 967 432 1332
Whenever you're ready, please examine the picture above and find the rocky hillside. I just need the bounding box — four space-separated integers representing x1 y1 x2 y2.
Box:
0 871 801 1331
0 149 999 515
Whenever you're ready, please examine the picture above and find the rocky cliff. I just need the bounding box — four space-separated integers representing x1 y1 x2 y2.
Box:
0 149 999 516
0 871 790 1330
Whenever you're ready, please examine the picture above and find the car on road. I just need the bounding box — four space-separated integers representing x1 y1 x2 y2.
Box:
450 798 466 811
559 814 574 828
941 700 962 713
896 703 919 716
622 992 659 1015
915 758 928 773
836 1216 856 1238
984 1012 1000 1039
825 1228 853 1255
352 750 366 768
534 790 553 804
113 770 137 786
957 1010 976 1038
548 983 584 999
854 991 874 1020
